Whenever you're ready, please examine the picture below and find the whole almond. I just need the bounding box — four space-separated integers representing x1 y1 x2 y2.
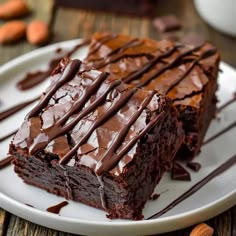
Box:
0 0 29 19
190 223 214 236
26 20 49 45
0 21 26 44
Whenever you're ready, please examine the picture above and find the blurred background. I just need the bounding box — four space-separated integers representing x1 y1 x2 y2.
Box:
0 0 236 67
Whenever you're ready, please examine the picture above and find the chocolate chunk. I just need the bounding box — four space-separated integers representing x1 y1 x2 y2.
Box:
172 162 191 181
181 32 205 46
161 32 179 42
187 161 201 172
153 14 182 33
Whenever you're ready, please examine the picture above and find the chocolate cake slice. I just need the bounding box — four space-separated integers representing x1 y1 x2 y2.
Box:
10 58 184 220
85 32 220 159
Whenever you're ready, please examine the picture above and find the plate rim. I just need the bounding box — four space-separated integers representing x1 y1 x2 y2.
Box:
0 39 236 235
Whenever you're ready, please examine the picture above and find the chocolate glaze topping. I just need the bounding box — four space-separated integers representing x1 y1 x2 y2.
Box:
171 162 191 181
26 60 82 119
0 130 17 143
147 154 236 219
13 58 168 178
16 40 90 91
46 201 68 214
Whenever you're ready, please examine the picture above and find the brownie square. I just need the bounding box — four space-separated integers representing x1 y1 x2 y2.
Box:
10 58 184 219
85 32 220 160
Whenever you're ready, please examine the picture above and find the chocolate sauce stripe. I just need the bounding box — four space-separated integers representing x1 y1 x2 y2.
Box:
146 154 236 219
29 79 122 154
217 93 236 113
46 201 68 214
27 60 81 119
17 40 90 91
56 72 108 126
103 38 139 59
0 130 17 143
87 34 117 56
203 121 236 145
95 90 157 175
0 96 40 122
59 87 138 165
137 45 204 88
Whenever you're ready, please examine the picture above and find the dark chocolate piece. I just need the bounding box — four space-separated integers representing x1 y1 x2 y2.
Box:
171 162 191 181
147 154 236 219
46 201 68 214
0 156 13 170
0 130 17 142
153 14 182 33
187 161 201 172
11 58 184 220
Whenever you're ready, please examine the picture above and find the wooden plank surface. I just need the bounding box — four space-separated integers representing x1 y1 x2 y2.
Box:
0 0 235 235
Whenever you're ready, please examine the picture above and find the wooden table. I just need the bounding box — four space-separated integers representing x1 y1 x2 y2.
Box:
0 0 235 235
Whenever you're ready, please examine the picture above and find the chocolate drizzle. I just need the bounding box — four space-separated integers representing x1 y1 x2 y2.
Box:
0 97 40 122
16 40 90 91
147 154 236 219
29 74 118 155
0 156 13 170
27 60 82 119
203 121 236 145
46 201 68 214
164 48 217 95
123 45 179 84
171 162 191 181
86 33 218 105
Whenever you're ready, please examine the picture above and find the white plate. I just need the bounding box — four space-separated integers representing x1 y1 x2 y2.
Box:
0 40 236 236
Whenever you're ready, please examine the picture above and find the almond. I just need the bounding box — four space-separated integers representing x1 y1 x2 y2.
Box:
26 20 49 45
0 21 26 44
0 0 29 19
190 223 214 236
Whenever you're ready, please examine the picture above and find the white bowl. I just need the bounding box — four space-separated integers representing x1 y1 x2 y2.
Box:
194 0 236 37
